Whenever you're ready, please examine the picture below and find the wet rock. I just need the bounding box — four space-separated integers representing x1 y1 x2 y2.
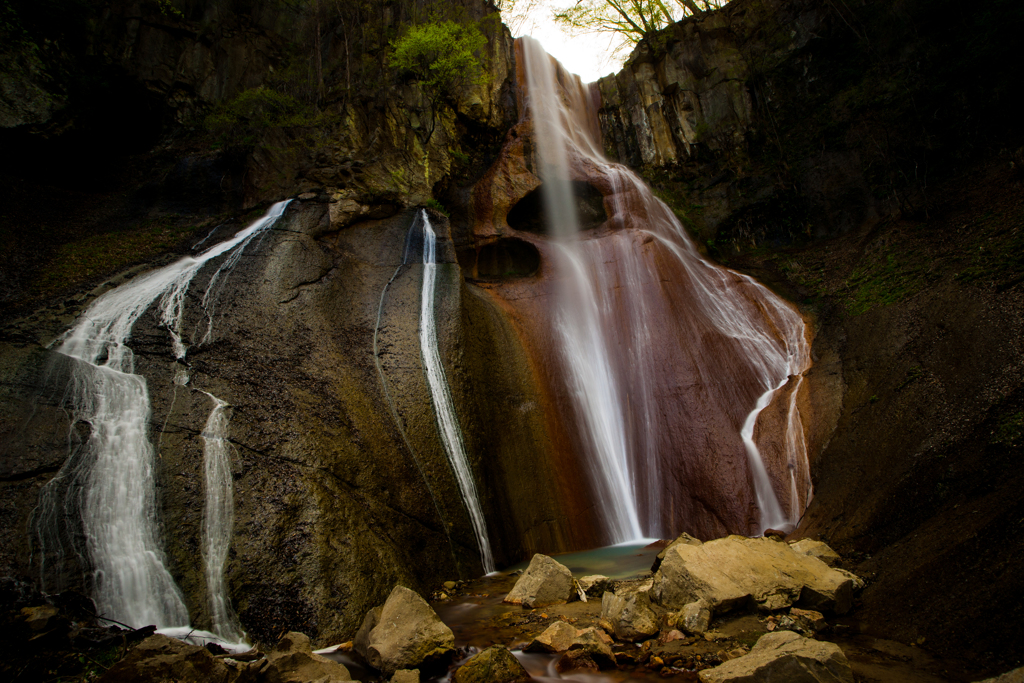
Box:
443 581 457 590
504 554 574 608
601 590 659 642
390 671 420 683
96 634 232 683
365 585 455 676
264 631 353 682
698 631 853 683
651 533 704 572
20 605 58 631
578 575 610 598
790 540 841 567
452 645 530 683
555 648 600 673
652 536 855 615
569 627 617 668
525 621 576 653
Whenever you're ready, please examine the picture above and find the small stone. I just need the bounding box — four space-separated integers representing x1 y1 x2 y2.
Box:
299 192 317 200
789 608 827 632
390 670 419 683
650 656 665 668
661 629 686 644
443 581 457 590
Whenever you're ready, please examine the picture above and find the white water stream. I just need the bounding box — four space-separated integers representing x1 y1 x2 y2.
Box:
35 201 288 640
419 211 496 573
520 37 811 537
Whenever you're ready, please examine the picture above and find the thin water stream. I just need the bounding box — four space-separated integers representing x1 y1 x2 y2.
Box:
419 211 496 574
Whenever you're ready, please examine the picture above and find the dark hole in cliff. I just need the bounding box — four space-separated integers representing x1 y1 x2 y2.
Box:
458 238 541 280
506 182 607 234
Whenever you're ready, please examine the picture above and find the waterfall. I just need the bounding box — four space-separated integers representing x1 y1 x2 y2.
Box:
518 37 812 538
34 201 289 633
419 211 496 573
199 392 244 642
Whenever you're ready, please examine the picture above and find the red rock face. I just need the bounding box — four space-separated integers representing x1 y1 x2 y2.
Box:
462 38 814 544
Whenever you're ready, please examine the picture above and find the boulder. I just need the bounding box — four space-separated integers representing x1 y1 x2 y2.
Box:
504 554 574 608
365 585 455 676
790 539 841 567
390 671 419 683
698 631 853 683
96 634 234 683
524 621 577 653
568 627 616 668
651 533 703 572
651 536 854 615
675 600 711 635
353 606 382 660
555 649 600 673
264 632 353 683
452 645 531 683
578 575 610 598
601 590 659 642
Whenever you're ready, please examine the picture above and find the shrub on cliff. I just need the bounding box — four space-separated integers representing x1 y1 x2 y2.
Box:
203 86 328 145
389 20 487 99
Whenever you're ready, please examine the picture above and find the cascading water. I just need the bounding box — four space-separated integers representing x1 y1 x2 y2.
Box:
419 211 496 573
33 201 289 638
199 392 244 642
518 37 812 538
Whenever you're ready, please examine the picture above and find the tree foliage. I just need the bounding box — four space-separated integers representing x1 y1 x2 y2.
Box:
389 20 488 98
553 0 726 46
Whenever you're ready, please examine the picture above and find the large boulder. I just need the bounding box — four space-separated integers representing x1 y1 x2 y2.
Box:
263 631 353 683
652 536 855 614
601 590 659 642
578 575 610 598
96 634 238 683
365 585 455 676
452 645 531 683
504 554 574 608
976 668 1024 683
699 631 852 683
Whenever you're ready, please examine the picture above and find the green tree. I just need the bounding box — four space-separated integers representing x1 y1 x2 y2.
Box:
389 19 488 149
553 0 726 48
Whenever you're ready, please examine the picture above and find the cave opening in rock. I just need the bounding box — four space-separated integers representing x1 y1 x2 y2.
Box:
506 182 608 234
